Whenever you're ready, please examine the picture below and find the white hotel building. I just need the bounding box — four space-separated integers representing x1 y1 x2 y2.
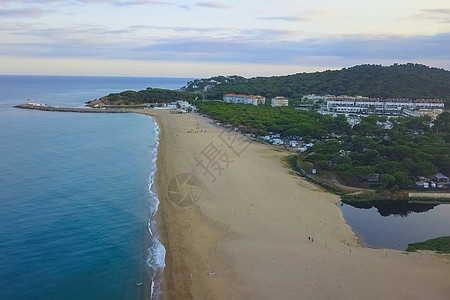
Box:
223 94 266 105
271 96 289 107
326 96 444 116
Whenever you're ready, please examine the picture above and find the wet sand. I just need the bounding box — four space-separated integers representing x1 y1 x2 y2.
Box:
138 110 450 300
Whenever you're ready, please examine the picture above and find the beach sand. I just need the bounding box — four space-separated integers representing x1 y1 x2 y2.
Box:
138 110 450 300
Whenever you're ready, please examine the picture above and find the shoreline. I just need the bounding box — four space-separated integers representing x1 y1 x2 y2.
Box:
137 109 239 299
145 117 165 300
138 109 450 300
13 104 450 298
137 110 190 299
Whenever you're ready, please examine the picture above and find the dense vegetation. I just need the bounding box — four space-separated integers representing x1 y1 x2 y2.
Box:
90 87 197 106
196 101 351 138
197 101 450 190
308 113 450 190
407 236 450 253
183 64 450 104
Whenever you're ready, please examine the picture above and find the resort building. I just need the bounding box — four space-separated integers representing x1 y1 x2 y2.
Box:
403 108 443 120
176 101 191 109
302 94 331 102
435 173 449 184
271 96 289 107
326 96 444 116
223 94 266 105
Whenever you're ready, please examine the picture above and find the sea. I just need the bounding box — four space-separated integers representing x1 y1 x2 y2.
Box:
0 75 191 300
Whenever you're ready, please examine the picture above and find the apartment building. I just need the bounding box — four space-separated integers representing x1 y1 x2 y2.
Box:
326 96 444 116
271 96 289 107
223 94 266 105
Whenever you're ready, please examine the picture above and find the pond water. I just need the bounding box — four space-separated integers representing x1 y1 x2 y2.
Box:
339 201 450 250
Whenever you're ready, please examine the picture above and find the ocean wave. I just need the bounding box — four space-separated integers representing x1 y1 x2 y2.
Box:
146 238 166 271
145 117 165 300
147 232 165 300
147 117 160 217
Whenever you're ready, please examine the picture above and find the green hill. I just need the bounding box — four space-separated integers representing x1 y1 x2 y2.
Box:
182 64 450 104
87 87 197 106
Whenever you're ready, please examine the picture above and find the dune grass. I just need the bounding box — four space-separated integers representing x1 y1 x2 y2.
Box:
407 236 450 253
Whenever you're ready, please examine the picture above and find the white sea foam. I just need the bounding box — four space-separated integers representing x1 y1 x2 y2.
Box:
148 237 166 300
145 117 165 300
147 239 166 271
147 117 160 218
151 280 155 300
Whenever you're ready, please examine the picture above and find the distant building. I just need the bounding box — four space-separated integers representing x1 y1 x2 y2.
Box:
302 94 332 102
294 103 314 111
203 85 213 92
415 181 429 189
403 109 443 120
435 173 449 183
223 94 266 105
27 102 49 107
326 96 444 116
367 173 380 183
176 101 191 109
271 96 289 107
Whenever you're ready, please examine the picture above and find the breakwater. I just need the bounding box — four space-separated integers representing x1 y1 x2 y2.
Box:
14 104 132 113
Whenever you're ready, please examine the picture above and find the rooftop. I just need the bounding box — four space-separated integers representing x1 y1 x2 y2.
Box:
224 93 264 99
328 97 443 103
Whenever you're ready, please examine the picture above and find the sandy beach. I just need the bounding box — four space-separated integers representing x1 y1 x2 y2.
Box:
138 109 450 300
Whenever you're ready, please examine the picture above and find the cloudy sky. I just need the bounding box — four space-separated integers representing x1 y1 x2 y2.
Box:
1 0 449 77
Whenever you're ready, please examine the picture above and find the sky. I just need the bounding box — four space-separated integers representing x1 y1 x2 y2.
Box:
1 0 449 77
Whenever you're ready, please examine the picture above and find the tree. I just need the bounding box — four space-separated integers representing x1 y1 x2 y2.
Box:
434 112 450 133
332 114 352 135
353 115 384 136
381 174 396 188
336 155 352 166
393 171 411 189
412 161 438 177
315 160 332 170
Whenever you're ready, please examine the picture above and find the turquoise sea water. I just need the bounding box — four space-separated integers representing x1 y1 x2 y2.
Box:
0 76 190 299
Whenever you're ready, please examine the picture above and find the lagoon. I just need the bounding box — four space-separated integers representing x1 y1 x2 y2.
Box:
339 200 450 250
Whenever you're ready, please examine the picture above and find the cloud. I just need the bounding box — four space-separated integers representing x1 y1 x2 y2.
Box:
421 8 450 14
281 33 450 61
196 2 232 9
123 33 450 66
104 0 173 6
413 8 450 23
127 24 226 33
259 9 334 24
0 0 173 6
1 20 449 70
260 16 311 22
0 0 53 3
6 23 229 44
0 7 49 18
